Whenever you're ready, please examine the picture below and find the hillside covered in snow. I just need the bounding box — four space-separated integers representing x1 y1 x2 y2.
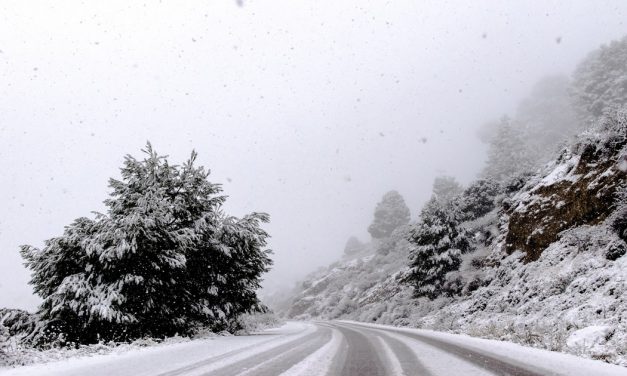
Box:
277 112 627 365
276 36 627 367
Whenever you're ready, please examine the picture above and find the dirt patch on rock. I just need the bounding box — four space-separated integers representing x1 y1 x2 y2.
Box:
505 143 626 262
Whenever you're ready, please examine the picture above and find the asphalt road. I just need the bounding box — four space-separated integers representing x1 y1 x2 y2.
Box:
7 320 623 376
155 321 556 376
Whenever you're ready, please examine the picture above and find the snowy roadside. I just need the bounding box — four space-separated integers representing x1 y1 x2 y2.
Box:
339 320 627 375
0 322 309 376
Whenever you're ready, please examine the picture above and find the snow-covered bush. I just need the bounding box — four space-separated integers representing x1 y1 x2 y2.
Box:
0 323 10 365
0 309 37 339
20 143 272 345
235 312 283 334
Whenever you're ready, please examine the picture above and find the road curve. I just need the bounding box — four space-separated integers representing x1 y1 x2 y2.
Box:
6 320 624 376
331 321 548 376
156 321 552 376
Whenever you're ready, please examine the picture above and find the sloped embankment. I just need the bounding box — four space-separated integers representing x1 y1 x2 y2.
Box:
505 131 627 261
282 116 627 365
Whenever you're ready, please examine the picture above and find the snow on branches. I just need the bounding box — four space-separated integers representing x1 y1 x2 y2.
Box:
20 143 272 345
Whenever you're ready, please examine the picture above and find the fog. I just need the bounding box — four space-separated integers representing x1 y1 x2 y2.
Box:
1 1 626 310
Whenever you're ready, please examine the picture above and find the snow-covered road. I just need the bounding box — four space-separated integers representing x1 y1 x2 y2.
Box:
1 321 625 376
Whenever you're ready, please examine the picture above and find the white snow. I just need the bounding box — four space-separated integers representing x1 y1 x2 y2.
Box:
376 329 492 376
279 325 342 376
0 322 313 376
566 325 613 349
340 321 627 376
374 335 406 376
538 155 580 187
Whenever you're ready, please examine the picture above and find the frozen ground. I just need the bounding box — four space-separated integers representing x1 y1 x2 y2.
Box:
340 320 627 376
0 322 313 376
2 320 626 375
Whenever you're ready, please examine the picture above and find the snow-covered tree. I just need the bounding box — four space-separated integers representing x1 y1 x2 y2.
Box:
481 117 534 182
21 143 272 344
188 212 273 332
571 35 627 125
0 323 9 353
516 75 580 164
343 236 364 256
432 176 463 205
454 179 501 222
406 197 470 299
368 191 411 239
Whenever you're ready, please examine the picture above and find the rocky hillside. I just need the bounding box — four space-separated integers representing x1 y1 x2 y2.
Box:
277 113 627 366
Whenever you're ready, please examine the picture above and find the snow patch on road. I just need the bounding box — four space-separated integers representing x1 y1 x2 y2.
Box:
279 325 342 376
373 328 493 376
342 321 627 376
375 335 405 376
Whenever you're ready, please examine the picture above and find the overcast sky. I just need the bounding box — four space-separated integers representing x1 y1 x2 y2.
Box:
1 1 626 310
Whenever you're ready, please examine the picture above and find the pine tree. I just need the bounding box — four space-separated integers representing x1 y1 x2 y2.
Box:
571 35 627 125
432 176 463 205
20 143 272 344
368 191 411 239
186 212 272 331
515 75 580 165
0 322 9 353
481 117 534 183
454 179 501 222
343 236 364 256
406 197 470 299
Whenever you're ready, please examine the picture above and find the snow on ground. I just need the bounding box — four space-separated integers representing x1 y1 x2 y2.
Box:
276 325 342 376
378 330 493 376
566 325 614 349
0 322 312 376
341 320 627 376
373 335 406 376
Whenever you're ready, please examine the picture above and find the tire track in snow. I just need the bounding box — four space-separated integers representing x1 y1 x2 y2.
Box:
197 325 331 376
327 322 388 375
155 323 316 376
345 321 549 376
331 322 433 376
277 324 342 376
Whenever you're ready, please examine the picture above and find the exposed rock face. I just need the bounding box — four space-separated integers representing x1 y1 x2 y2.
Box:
506 139 626 262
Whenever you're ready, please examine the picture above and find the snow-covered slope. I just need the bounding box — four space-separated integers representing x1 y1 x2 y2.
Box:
279 117 627 366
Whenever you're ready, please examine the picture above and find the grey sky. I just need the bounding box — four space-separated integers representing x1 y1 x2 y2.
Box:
1 1 626 310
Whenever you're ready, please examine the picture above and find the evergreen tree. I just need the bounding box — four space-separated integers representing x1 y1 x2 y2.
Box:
0 323 9 352
343 236 364 256
515 75 580 164
454 179 501 222
368 191 411 239
571 35 627 125
481 117 534 182
20 143 272 344
432 176 463 205
406 197 470 299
